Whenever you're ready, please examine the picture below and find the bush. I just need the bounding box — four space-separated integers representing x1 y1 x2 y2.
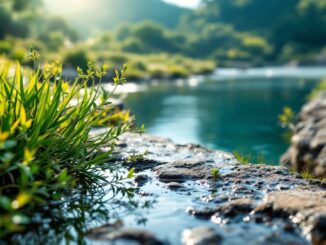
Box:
0 41 12 55
10 48 26 62
0 58 135 237
63 49 89 70
121 38 145 53
109 54 129 66
38 31 65 51
167 65 188 78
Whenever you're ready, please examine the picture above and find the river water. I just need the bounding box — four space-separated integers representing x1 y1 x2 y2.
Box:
124 66 326 164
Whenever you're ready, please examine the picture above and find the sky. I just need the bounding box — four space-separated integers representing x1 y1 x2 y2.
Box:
163 0 201 8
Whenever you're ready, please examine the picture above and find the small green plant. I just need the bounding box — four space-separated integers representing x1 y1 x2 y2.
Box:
233 151 274 165
279 106 295 130
211 168 220 179
233 151 251 165
300 169 316 180
0 52 135 237
300 168 326 183
127 150 148 163
308 78 326 99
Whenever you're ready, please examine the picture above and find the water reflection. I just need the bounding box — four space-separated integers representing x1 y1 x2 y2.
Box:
5 183 156 245
7 189 109 245
150 95 200 144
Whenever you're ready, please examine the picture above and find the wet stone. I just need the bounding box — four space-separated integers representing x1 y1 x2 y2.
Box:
134 174 150 186
138 191 151 197
308 214 326 245
114 133 326 245
166 182 186 190
87 221 123 239
214 198 256 219
88 228 163 245
186 207 217 219
253 190 326 245
281 92 326 177
155 167 208 183
182 226 222 245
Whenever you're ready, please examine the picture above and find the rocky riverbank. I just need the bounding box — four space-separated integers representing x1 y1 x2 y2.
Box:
87 133 326 245
282 92 326 178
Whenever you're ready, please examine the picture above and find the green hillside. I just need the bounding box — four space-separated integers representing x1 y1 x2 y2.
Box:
182 0 326 63
44 0 188 36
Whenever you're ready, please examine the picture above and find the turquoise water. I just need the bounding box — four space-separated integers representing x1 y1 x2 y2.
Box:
125 67 326 164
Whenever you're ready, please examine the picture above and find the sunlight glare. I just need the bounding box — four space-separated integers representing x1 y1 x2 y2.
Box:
44 0 91 14
163 0 201 8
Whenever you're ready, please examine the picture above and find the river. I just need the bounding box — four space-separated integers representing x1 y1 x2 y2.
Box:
124 66 326 164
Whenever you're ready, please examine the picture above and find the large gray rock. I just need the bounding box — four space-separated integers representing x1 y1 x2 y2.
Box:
281 92 326 177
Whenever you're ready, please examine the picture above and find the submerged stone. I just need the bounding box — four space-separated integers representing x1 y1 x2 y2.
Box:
165 182 186 190
88 227 163 245
182 226 222 245
134 174 150 186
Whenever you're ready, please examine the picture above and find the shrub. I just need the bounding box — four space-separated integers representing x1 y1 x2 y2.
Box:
0 56 135 237
0 41 12 55
121 38 145 53
10 48 27 63
109 54 129 66
167 65 188 78
63 49 89 70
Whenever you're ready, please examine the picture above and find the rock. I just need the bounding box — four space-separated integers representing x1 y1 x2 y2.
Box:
115 133 239 173
156 165 208 183
187 198 255 221
186 207 217 218
88 227 163 245
254 190 326 215
134 174 150 186
182 226 222 245
114 133 326 245
307 214 326 245
254 190 326 245
214 198 256 218
281 92 326 177
87 220 123 239
166 182 186 190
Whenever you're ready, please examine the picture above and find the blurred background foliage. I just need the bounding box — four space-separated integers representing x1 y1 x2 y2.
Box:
0 0 326 78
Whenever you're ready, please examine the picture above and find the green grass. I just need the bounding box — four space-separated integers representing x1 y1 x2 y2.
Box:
211 168 220 180
0 53 135 237
308 78 326 99
300 169 316 180
233 151 251 165
233 151 274 165
300 169 326 183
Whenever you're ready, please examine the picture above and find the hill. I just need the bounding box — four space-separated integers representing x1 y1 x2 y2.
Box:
182 0 326 63
44 0 188 36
